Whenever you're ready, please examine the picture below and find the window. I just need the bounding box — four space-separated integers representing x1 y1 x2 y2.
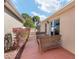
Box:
51 19 60 35
54 19 60 35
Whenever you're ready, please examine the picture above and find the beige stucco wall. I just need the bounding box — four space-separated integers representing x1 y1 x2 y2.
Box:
60 7 75 54
40 22 45 32
40 6 75 54
4 12 24 34
47 23 51 35
40 22 50 35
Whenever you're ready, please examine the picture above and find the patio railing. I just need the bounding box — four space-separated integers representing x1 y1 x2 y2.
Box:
36 32 61 52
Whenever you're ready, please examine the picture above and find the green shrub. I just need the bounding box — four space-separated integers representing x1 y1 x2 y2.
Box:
23 19 36 28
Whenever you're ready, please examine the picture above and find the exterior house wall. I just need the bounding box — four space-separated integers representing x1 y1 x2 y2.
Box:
40 22 45 32
47 7 75 54
40 2 75 54
48 22 52 35
4 11 23 34
60 7 75 54
47 23 51 35
40 22 50 35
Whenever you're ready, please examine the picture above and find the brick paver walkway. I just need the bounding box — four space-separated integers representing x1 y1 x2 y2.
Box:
20 29 74 59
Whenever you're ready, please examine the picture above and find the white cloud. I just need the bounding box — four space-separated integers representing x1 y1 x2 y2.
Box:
12 0 17 3
35 0 71 13
31 11 46 21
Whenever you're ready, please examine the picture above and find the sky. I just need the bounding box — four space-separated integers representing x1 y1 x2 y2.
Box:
11 0 72 21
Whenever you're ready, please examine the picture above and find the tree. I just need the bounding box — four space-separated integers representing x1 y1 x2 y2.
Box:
21 13 35 28
21 13 41 29
22 13 31 20
23 18 35 28
32 16 40 22
32 16 40 31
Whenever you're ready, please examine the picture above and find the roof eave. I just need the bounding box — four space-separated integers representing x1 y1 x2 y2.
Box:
4 1 24 23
